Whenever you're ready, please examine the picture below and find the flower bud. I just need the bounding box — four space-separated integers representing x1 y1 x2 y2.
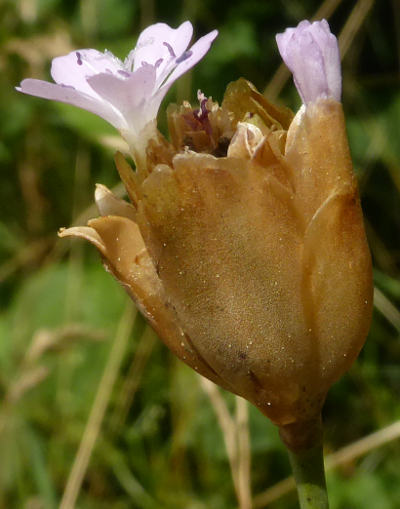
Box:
276 19 341 103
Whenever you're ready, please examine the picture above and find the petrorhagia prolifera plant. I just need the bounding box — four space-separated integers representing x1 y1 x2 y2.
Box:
18 19 373 509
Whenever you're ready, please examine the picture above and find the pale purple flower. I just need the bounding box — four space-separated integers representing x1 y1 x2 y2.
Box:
276 19 341 104
17 22 218 140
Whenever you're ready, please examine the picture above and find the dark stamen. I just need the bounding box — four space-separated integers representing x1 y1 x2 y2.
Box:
190 91 213 137
199 97 208 118
163 42 176 58
76 52 83 65
176 50 193 64
195 93 209 122
154 58 163 68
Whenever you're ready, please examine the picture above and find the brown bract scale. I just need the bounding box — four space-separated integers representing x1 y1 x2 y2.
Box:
60 79 373 448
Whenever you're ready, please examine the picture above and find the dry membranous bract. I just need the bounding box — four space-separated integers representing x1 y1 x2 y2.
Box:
18 20 373 450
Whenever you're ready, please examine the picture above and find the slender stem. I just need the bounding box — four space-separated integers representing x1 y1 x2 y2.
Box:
254 419 400 509
288 443 329 509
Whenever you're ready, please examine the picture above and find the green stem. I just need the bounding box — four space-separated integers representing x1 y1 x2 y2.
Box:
288 442 329 509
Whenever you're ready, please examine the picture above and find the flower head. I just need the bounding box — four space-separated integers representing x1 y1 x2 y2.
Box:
22 19 372 451
60 75 373 449
17 22 218 145
276 19 341 104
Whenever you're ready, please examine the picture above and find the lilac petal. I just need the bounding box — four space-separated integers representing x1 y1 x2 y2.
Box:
133 21 193 73
17 79 126 129
160 30 218 91
148 29 218 118
17 21 219 147
276 19 341 103
87 65 157 134
276 21 311 62
50 49 123 99
309 20 341 101
281 29 327 104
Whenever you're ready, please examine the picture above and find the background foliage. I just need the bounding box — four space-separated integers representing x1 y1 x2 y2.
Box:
1 0 400 507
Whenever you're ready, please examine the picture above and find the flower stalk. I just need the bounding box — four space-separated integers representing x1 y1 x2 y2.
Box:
287 421 329 509
289 447 329 509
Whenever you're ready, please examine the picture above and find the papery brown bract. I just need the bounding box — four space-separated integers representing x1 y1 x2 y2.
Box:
60 80 373 447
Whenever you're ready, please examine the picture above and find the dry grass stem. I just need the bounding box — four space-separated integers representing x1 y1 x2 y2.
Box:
199 380 252 508
18 0 38 23
325 420 400 467
198 377 241 499
236 396 252 509
338 0 375 57
6 365 49 404
110 327 157 432
373 287 400 333
25 324 106 362
3 30 72 71
253 419 400 507
59 305 136 509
